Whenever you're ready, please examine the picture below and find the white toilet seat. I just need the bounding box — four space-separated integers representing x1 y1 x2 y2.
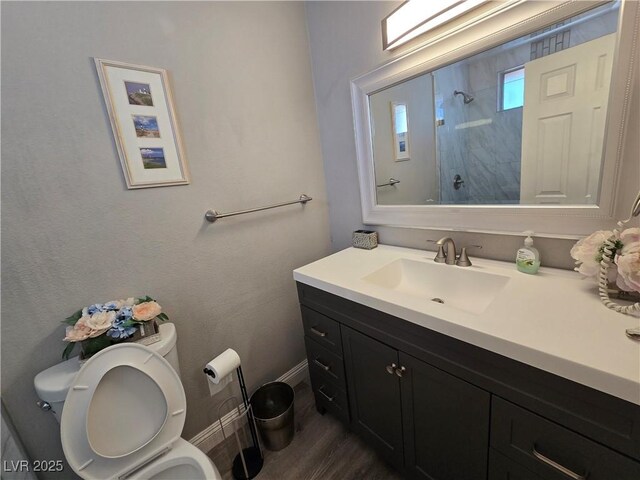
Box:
133 438 220 480
60 343 218 479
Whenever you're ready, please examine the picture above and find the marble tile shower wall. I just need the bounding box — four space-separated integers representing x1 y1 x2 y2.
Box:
435 47 528 205
435 63 470 204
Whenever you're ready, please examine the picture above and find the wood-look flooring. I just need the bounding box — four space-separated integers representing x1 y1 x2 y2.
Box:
207 382 403 480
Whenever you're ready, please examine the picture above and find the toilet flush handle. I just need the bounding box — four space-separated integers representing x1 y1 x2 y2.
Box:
36 400 51 411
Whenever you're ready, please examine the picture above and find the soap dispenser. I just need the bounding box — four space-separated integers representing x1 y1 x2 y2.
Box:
516 231 541 274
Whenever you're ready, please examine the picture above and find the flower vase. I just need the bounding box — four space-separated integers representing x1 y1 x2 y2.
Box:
79 335 113 361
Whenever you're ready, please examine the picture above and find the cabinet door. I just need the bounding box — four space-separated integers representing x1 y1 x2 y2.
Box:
342 326 404 469
400 352 490 480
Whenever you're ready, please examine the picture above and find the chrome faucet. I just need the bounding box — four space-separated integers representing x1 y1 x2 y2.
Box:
430 237 482 266
435 237 457 265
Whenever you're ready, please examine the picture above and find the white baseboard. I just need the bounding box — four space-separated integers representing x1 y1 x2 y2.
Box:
189 359 309 454
189 407 242 455
276 357 310 387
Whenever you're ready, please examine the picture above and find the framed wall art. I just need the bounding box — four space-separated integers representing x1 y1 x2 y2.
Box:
94 58 190 189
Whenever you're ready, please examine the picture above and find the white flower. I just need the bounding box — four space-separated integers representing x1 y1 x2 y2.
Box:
620 228 640 247
85 311 116 330
621 239 640 255
575 260 601 278
63 319 92 342
616 242 640 293
88 327 110 338
570 230 614 278
123 297 136 307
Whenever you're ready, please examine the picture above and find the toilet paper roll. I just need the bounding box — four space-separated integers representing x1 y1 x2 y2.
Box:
208 372 232 396
205 348 241 384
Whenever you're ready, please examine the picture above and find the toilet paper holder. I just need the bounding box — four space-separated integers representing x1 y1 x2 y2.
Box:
204 363 264 479
216 395 263 480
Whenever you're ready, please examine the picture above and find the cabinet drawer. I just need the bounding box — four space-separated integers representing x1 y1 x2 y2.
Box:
302 306 342 356
489 449 541 480
491 396 640 480
305 336 346 389
309 369 350 425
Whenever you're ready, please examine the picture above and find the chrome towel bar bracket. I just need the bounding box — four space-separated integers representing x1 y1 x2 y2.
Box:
205 194 312 223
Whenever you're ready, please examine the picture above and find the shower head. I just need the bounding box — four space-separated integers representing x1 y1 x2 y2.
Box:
454 90 474 104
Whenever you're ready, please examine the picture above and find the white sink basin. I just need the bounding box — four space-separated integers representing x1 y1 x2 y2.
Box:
361 258 510 315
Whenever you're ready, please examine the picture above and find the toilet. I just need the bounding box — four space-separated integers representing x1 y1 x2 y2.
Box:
34 323 221 479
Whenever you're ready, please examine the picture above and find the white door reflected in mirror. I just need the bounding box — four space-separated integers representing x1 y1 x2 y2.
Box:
520 33 615 204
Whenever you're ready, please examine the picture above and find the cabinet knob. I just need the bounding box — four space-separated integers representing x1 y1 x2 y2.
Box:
395 366 406 377
386 363 397 374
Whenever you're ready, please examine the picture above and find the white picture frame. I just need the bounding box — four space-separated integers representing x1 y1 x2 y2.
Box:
94 58 190 189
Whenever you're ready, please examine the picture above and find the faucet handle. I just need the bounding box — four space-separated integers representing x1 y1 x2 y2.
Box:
434 245 447 263
456 245 482 267
427 240 448 263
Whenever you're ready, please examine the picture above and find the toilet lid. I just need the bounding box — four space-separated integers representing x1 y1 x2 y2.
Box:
60 343 186 480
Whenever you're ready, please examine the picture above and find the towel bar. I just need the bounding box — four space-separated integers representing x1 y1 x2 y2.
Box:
205 194 312 223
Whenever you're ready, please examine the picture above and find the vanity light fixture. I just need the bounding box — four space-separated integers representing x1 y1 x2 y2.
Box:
382 0 488 50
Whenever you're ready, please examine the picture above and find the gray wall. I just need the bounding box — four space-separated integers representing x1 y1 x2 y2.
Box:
370 74 438 205
1 2 330 477
306 1 639 269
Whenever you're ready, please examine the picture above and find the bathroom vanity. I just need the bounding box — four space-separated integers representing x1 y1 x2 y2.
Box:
294 246 640 480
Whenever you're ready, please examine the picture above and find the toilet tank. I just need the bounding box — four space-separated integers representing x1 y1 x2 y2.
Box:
34 323 179 423
151 322 181 376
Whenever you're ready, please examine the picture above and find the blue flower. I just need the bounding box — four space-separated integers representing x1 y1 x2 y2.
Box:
117 307 133 321
107 320 137 340
87 304 105 315
103 301 121 311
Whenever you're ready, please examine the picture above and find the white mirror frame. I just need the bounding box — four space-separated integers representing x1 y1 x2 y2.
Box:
351 0 639 238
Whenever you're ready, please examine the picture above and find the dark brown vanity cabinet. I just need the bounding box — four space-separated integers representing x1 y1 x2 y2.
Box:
297 283 640 480
341 325 491 478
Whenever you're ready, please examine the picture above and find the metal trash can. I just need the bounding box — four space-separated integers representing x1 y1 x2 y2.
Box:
250 381 295 451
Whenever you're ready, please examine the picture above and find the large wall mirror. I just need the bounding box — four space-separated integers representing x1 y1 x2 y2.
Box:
352 0 639 237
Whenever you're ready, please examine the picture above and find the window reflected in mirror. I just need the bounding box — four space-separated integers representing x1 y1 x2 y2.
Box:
500 67 525 111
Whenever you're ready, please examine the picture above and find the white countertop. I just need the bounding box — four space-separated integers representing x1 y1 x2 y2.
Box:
293 245 640 405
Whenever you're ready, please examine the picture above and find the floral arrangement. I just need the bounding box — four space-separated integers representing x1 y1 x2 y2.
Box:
570 227 640 293
62 296 168 359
